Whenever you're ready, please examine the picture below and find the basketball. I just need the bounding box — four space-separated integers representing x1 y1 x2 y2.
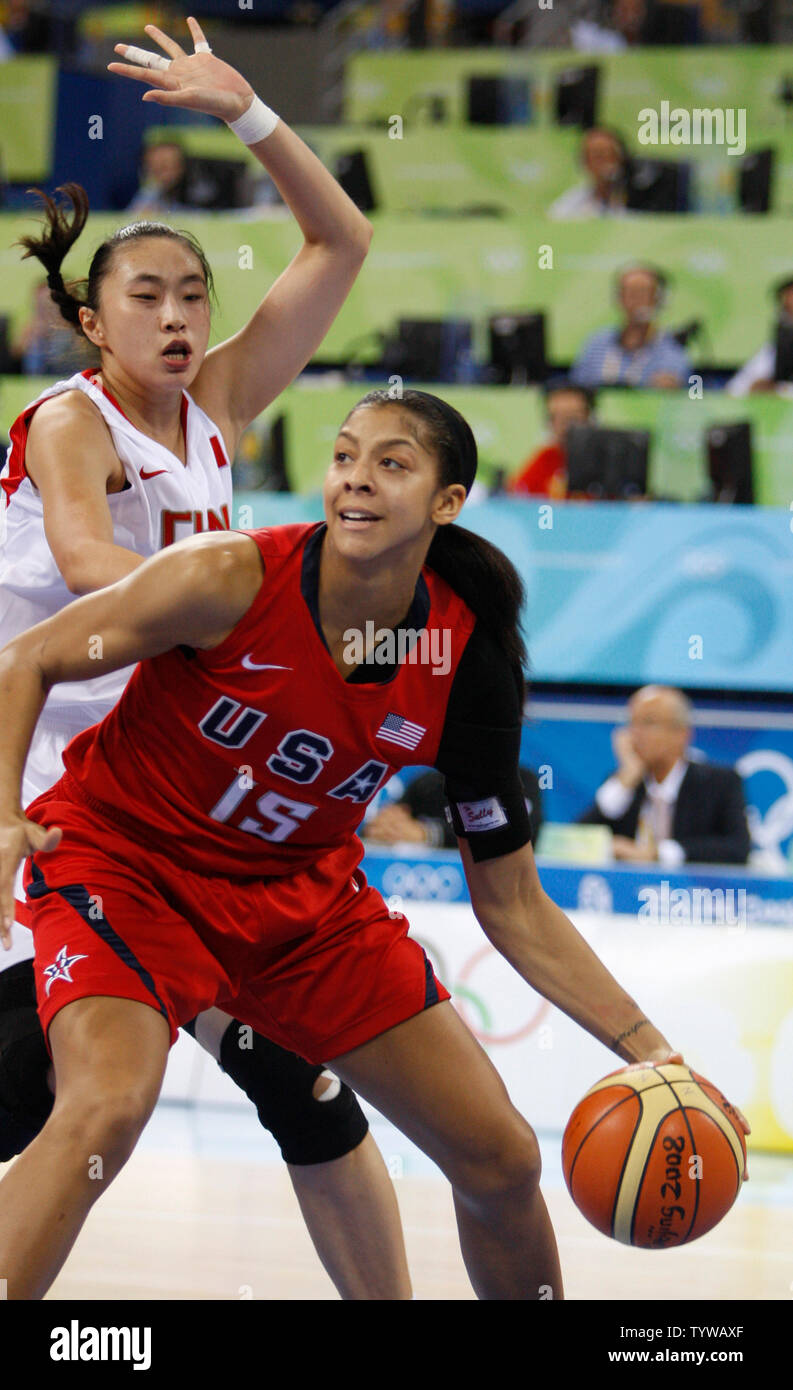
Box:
562 1063 747 1249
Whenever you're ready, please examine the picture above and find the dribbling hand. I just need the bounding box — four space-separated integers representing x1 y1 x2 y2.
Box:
108 16 255 125
0 816 61 950
623 1049 751 1178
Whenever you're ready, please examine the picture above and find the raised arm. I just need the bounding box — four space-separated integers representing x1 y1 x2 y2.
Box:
193 119 372 445
109 18 373 449
0 530 263 938
460 837 675 1064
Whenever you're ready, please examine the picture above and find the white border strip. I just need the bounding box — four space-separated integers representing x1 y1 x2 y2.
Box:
525 700 793 731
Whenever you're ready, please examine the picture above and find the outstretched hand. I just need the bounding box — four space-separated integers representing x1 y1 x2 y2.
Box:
0 816 62 950
108 15 254 125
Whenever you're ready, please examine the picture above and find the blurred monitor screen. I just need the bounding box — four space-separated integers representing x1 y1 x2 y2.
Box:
738 148 774 214
178 156 249 210
392 319 473 381
566 424 650 499
554 66 599 128
467 76 531 125
335 149 376 212
488 313 546 384
0 315 13 373
626 158 690 213
706 422 754 504
774 322 793 382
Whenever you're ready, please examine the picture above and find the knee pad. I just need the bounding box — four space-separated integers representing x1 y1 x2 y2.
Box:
0 961 54 1160
219 1022 368 1166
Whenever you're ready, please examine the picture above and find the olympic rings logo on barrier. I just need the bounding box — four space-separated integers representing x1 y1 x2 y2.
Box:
381 862 465 901
411 935 551 1047
380 864 550 1044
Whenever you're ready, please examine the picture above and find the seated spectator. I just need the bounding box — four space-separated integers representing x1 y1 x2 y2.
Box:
9 280 96 377
1 0 53 55
725 275 793 397
126 141 189 219
578 685 750 865
549 128 630 220
507 383 594 498
571 0 651 48
571 264 691 389
572 0 703 48
365 767 543 850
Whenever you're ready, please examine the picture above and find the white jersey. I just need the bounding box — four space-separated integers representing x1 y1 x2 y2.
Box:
0 368 233 966
0 368 232 722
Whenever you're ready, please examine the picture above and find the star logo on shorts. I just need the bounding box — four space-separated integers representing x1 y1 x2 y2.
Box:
43 945 88 997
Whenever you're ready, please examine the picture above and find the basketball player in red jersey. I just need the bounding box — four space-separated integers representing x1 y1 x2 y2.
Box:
0 388 742 1300
0 19 416 1299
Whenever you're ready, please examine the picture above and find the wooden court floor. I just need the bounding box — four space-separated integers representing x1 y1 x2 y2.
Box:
3 1135 785 1302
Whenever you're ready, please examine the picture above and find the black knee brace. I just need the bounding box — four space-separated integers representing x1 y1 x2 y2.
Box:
0 961 55 1161
209 1021 368 1166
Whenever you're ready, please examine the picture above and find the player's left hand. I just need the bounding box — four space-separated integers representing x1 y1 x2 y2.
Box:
611 834 657 863
624 1048 685 1069
108 16 255 125
625 1049 751 1179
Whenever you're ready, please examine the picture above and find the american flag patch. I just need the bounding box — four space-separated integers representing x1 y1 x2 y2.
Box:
376 713 426 750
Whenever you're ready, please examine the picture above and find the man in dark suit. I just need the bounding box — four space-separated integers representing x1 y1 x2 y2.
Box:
578 686 751 866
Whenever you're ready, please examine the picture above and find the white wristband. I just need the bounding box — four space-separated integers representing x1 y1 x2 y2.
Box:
228 95 279 145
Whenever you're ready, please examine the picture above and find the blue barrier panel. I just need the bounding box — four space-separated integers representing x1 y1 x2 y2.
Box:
235 494 793 693
465 499 793 694
361 846 793 926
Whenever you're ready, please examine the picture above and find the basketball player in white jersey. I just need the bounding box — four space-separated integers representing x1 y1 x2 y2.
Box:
0 17 412 1299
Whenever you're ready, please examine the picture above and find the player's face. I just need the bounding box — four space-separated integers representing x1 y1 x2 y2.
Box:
87 237 211 390
323 405 463 566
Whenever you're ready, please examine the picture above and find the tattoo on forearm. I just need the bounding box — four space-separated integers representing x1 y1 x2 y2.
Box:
611 1017 650 1050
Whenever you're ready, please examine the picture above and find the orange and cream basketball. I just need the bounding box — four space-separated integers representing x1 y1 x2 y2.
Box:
562 1063 747 1249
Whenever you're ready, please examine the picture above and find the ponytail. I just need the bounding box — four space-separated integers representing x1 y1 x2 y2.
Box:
15 183 90 333
425 524 528 700
344 388 529 697
14 182 216 342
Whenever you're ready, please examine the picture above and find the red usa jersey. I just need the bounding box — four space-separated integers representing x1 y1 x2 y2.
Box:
62 523 477 878
0 369 232 721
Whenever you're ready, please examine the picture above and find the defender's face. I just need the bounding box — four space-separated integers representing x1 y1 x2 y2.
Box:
82 237 211 391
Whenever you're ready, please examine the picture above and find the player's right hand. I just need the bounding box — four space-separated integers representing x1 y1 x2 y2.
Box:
108 17 255 125
0 816 62 949
612 725 646 784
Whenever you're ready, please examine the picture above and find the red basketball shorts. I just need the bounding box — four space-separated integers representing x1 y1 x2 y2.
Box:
23 780 450 1064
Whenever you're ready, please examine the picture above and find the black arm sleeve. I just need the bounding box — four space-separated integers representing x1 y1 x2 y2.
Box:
433 624 532 861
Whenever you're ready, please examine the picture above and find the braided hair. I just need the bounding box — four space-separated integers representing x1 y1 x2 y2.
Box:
15 182 216 340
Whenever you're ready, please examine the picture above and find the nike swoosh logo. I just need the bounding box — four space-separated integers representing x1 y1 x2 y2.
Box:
241 655 292 671
140 467 168 480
